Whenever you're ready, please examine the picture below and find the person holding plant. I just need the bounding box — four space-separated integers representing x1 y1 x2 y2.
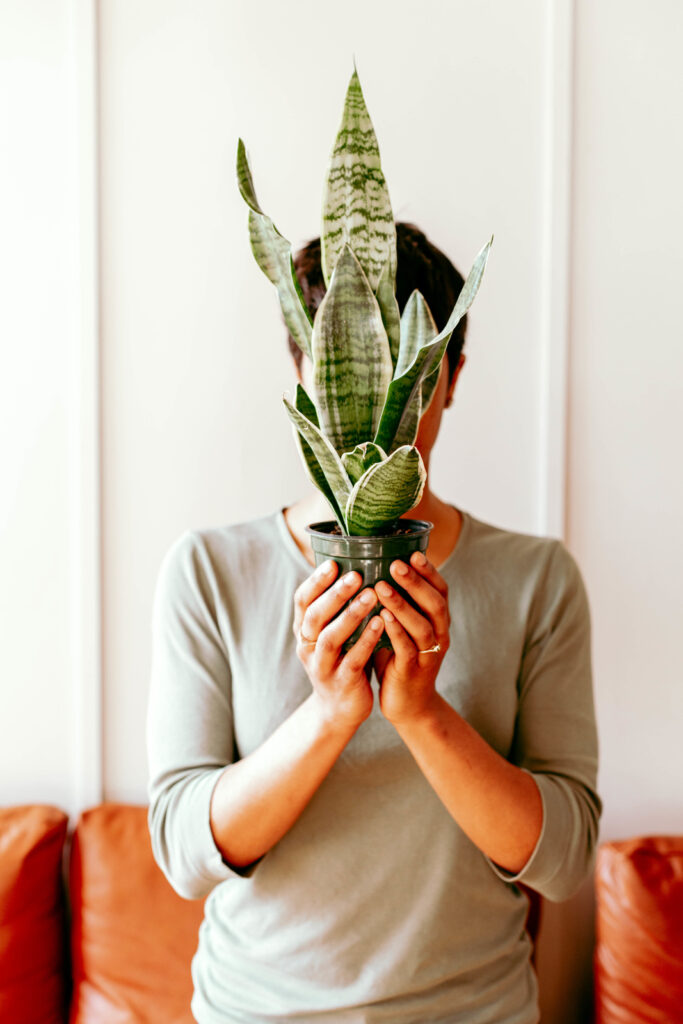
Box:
147 70 600 1024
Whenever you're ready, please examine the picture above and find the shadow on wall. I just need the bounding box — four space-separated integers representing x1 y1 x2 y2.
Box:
536 873 596 1024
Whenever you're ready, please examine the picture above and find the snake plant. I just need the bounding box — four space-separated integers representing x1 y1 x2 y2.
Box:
237 65 492 536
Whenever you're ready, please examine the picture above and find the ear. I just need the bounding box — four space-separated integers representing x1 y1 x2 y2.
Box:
445 352 465 408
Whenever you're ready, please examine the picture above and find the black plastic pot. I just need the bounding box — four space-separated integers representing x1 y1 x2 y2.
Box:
305 519 433 652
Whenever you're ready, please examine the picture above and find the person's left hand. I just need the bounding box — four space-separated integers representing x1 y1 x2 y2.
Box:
371 551 451 726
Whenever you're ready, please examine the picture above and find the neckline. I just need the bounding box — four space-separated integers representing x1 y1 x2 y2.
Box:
275 505 472 576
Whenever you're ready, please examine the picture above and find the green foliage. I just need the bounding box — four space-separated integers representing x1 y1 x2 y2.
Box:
238 67 492 535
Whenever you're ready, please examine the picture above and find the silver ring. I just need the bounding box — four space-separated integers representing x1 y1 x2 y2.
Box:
417 642 442 655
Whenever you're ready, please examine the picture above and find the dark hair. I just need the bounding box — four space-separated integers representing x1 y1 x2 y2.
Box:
286 222 468 386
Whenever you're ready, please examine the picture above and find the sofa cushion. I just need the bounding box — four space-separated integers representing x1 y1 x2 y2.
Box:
69 803 205 1024
0 804 69 1024
594 835 683 1023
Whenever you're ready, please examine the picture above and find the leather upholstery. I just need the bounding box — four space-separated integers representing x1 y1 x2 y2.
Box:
0 804 69 1024
69 803 205 1024
594 835 683 1023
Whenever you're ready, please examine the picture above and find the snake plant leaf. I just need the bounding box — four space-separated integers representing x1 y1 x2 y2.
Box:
312 243 393 454
391 389 422 451
374 236 493 453
420 363 442 415
388 290 439 448
341 441 387 485
283 394 352 530
344 445 426 536
292 385 346 530
375 260 401 370
236 139 312 360
321 69 397 293
395 290 439 378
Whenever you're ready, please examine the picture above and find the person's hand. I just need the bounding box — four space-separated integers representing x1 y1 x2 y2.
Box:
293 560 385 732
372 551 450 726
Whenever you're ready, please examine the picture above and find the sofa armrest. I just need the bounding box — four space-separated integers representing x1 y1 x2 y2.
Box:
594 835 683 1022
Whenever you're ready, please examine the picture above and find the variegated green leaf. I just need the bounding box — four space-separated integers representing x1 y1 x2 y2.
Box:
391 389 422 450
341 441 387 485
312 244 393 454
293 385 346 530
236 139 312 359
375 260 401 370
395 290 439 378
420 363 442 415
390 362 440 450
321 69 396 292
374 236 493 453
389 292 440 447
344 446 426 536
283 395 352 530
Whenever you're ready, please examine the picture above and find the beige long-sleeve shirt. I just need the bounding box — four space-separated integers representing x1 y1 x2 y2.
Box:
147 506 601 1023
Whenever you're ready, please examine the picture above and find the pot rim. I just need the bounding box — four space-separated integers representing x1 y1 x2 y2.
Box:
305 518 433 540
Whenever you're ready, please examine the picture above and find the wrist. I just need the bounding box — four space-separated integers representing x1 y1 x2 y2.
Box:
388 691 449 735
306 691 368 742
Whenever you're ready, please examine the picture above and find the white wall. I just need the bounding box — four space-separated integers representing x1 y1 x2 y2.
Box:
0 2 77 812
98 0 554 802
536 5 683 1021
3 3 683 1022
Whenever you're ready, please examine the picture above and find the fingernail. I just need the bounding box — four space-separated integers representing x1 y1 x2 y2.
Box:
413 551 427 566
370 617 383 631
376 581 392 598
359 590 375 605
343 572 358 587
381 609 394 623
318 559 334 575
392 561 408 576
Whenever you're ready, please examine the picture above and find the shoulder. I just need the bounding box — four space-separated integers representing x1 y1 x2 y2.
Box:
462 511 588 618
462 510 563 580
153 511 285 611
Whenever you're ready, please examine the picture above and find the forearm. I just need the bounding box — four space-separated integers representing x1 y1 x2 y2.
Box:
394 693 543 874
209 693 357 869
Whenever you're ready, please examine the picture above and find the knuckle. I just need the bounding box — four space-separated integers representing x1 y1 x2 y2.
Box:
316 632 336 657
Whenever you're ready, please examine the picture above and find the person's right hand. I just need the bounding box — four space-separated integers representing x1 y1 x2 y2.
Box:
293 559 384 732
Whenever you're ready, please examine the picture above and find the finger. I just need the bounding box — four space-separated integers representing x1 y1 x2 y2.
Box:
408 551 449 598
379 608 418 665
374 580 436 651
293 559 339 635
388 560 450 640
301 569 365 642
339 615 385 675
313 589 378 673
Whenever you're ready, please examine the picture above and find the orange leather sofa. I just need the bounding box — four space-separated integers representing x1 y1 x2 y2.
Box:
594 835 683 1023
0 803 204 1024
0 801 548 1023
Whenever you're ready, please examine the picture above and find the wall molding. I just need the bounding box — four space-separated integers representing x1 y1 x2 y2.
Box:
537 0 574 539
67 0 102 814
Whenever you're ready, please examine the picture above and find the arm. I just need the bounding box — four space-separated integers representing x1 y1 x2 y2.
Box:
147 531 383 894
392 696 543 874
373 542 601 901
209 695 355 869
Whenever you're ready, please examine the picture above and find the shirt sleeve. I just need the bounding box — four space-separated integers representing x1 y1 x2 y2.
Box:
485 539 602 902
146 528 250 900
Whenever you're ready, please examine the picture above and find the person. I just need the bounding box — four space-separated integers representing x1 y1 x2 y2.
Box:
146 222 601 1024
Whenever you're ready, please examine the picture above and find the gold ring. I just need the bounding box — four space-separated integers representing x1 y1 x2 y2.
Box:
418 642 442 654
